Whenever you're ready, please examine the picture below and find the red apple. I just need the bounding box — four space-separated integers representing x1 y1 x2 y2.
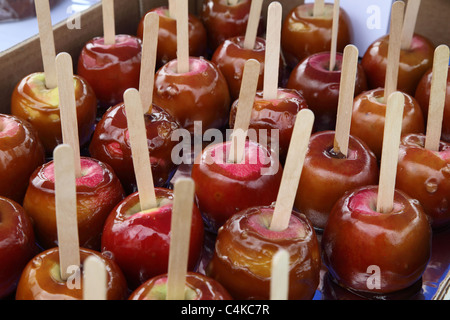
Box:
206 205 321 300
0 114 45 204
322 185 432 294
23 157 125 251
101 188 205 289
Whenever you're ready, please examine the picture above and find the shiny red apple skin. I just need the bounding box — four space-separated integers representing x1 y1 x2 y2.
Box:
228 88 309 163
361 34 435 96
137 6 208 69
101 188 205 289
89 103 180 194
295 131 379 230
22 157 125 251
206 206 321 300
128 272 232 300
0 197 38 299
191 140 283 232
0 114 45 204
153 57 231 134
15 247 128 300
287 52 368 131
10 72 97 155
396 133 450 230
322 185 432 294
415 66 450 143
350 88 425 159
281 3 352 69
77 34 142 114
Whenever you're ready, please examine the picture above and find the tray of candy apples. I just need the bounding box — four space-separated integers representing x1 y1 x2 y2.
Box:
0 0 449 301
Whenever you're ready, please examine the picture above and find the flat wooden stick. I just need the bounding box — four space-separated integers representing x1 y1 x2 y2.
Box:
270 109 315 231
377 92 405 213
102 0 116 45
329 0 340 71
425 45 450 151
263 1 282 100
166 178 195 300
243 0 263 50
54 144 80 281
228 59 261 164
123 88 158 211
35 0 57 89
401 0 421 50
168 0 177 18
384 1 405 103
139 12 159 114
83 256 107 300
176 0 190 73
55 52 82 178
270 249 290 300
313 0 325 17
333 45 359 157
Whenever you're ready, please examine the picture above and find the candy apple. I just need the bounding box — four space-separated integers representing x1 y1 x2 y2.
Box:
295 131 379 230
153 57 231 135
287 51 368 131
0 114 45 204
23 157 125 251
15 247 128 300
128 272 232 300
136 6 207 69
206 205 321 300
281 3 352 69
101 188 204 289
396 133 450 230
322 185 432 294
89 103 181 194
0 197 38 299
10 72 97 155
361 34 435 96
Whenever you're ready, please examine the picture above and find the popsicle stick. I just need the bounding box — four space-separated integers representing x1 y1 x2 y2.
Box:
123 88 158 211
401 0 421 50
376 92 405 213
55 52 82 178
54 144 80 281
176 0 190 73
270 109 315 232
333 45 359 157
102 0 116 45
228 59 261 164
139 12 159 114
243 0 263 50
313 0 325 17
329 0 340 71
270 249 290 300
35 0 57 89
83 256 107 300
425 45 450 151
168 0 177 18
384 1 405 103
262 1 282 100
166 178 195 300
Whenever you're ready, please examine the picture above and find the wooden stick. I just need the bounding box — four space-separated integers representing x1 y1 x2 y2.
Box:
166 178 195 300
262 1 282 100
35 0 57 89
243 0 263 50
425 45 450 151
83 256 107 300
384 1 405 103
55 52 82 178
333 45 359 157
168 0 177 18
270 109 315 231
313 0 325 17
139 12 159 114
102 0 116 45
270 249 290 300
376 92 405 213
401 0 421 50
123 88 158 211
228 59 261 164
329 0 340 71
176 0 190 73
54 144 80 281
